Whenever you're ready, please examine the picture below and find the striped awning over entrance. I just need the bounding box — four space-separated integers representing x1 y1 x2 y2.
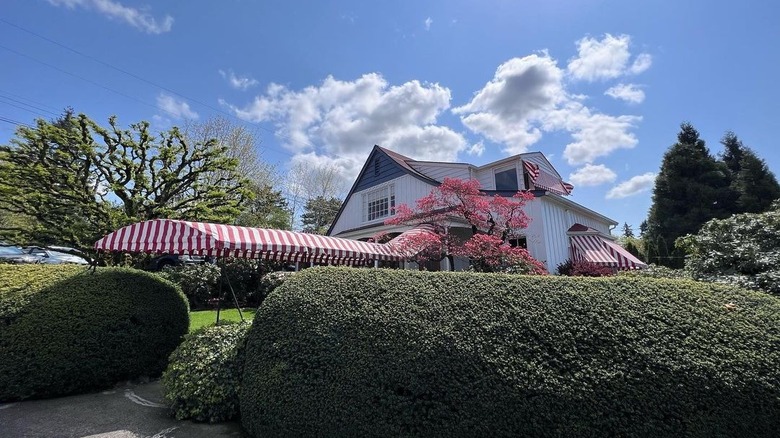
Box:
569 232 647 270
94 219 404 265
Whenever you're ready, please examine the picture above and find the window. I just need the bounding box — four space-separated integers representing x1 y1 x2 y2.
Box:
508 237 527 249
494 168 519 191
362 184 395 222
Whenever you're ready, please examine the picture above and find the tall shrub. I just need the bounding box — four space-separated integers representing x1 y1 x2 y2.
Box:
241 267 780 437
0 265 189 401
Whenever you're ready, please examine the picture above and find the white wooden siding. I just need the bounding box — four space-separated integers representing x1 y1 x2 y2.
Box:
474 159 527 190
330 175 436 236
408 163 471 181
536 197 614 271
522 152 561 179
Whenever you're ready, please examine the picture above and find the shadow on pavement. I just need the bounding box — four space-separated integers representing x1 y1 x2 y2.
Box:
0 380 246 438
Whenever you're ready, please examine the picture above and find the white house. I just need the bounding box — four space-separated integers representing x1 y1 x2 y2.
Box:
327 145 645 272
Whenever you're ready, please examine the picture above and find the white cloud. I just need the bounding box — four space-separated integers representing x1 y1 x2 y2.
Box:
453 53 566 154
567 34 652 81
605 83 645 104
156 93 198 120
606 172 656 199
629 53 652 74
454 52 642 163
222 73 467 183
47 0 173 34
568 164 617 187
467 141 484 156
424 17 433 31
219 69 259 90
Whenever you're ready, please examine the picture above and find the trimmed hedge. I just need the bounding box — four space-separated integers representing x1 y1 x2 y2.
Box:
0 265 189 401
241 267 780 437
163 322 252 422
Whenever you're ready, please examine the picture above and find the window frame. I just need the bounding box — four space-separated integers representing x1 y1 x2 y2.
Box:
362 183 396 223
493 165 519 191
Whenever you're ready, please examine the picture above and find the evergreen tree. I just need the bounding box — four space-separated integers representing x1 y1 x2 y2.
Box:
301 196 342 234
644 123 732 268
638 220 648 237
720 132 780 213
621 222 634 238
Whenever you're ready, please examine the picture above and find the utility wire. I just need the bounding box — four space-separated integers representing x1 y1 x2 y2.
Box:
0 92 61 116
0 18 315 158
0 115 30 127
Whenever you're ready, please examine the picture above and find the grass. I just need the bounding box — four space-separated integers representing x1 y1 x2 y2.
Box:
189 308 256 332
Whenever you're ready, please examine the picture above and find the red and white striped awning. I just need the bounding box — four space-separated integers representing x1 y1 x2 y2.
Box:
387 224 441 257
94 219 403 264
569 233 647 270
570 234 619 267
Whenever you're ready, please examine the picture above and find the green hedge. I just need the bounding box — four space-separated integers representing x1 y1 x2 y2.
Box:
163 322 251 422
0 265 189 401
240 267 780 437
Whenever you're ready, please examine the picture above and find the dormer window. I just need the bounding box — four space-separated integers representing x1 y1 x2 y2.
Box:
494 167 519 191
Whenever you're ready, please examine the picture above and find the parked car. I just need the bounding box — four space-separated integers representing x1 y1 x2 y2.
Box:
24 246 90 265
148 254 208 271
0 245 40 264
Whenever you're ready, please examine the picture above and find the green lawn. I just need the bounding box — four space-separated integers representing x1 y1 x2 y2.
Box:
189 308 256 332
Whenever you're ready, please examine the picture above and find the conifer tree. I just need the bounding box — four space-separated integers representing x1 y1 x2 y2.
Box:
720 132 780 213
645 123 732 267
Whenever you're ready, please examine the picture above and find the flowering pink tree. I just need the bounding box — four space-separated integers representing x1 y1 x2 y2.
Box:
385 177 546 274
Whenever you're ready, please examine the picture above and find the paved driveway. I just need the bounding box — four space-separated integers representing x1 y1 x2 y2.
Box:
0 380 246 438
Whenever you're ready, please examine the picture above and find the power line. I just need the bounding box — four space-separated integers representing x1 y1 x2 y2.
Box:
0 96 57 118
0 18 316 158
0 115 30 127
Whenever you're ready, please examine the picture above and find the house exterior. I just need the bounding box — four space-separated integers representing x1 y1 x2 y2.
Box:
328 145 642 272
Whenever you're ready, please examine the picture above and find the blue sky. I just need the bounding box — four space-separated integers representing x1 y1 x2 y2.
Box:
2 0 779 233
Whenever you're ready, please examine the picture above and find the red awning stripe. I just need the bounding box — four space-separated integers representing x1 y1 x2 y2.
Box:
570 235 619 266
569 234 647 270
603 239 647 269
94 219 404 263
533 168 571 196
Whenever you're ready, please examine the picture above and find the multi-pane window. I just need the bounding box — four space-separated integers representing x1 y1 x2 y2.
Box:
363 184 395 222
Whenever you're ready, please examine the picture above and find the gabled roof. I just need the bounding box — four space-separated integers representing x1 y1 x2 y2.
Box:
326 146 440 235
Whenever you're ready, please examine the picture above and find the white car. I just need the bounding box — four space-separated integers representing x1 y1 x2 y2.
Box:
25 246 90 265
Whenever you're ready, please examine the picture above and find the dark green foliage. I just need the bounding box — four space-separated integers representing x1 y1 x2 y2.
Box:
0 265 189 401
617 264 692 280
157 263 221 310
556 259 614 276
219 258 264 307
163 322 252 422
241 267 780 437
620 222 634 238
0 112 252 251
258 271 295 300
677 201 780 295
235 184 291 230
721 132 780 214
301 196 342 234
645 123 733 267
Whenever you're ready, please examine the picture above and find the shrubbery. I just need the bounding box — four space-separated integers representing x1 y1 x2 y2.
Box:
258 271 295 300
556 258 614 276
158 263 221 310
158 259 280 310
163 322 251 422
677 201 780 295
241 267 780 437
0 265 189 401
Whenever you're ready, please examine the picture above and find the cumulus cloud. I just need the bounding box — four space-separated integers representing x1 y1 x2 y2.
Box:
222 73 467 183
454 52 641 164
605 83 645 104
606 172 656 199
568 164 617 187
425 17 433 30
219 69 259 90
567 34 651 81
47 0 173 34
156 93 198 119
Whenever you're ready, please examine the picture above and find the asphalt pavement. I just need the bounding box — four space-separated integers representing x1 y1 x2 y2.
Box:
0 380 246 438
